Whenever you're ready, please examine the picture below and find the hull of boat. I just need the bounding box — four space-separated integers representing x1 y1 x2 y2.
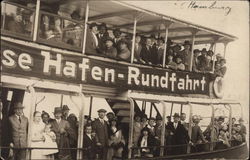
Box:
129 143 248 159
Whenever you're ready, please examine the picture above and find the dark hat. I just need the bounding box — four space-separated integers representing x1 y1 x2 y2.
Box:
173 44 181 51
98 23 107 29
13 102 24 109
148 117 156 121
53 107 62 114
84 115 89 119
173 113 180 118
141 127 150 133
194 49 200 53
201 48 207 53
97 109 107 113
107 112 115 116
158 37 165 43
71 10 82 20
119 40 129 46
110 116 117 122
218 116 225 121
89 22 98 29
166 116 171 119
141 114 148 119
113 28 121 33
62 105 70 111
238 118 244 122
156 115 162 120
105 37 114 43
184 40 191 46
134 114 141 118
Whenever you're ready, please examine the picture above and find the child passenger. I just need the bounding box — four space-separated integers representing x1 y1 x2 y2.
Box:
42 124 58 158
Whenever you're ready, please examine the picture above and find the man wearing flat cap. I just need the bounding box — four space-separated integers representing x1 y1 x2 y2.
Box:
50 107 75 160
92 109 109 160
8 102 28 160
168 113 190 155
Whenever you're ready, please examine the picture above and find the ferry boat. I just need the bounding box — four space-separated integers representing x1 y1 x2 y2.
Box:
0 0 248 159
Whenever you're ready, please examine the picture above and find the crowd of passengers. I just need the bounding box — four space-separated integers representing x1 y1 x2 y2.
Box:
4 6 227 77
0 100 247 160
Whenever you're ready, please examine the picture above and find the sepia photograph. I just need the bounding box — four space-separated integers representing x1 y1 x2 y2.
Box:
0 0 249 160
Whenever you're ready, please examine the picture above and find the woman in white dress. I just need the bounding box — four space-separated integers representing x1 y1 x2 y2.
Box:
31 111 47 159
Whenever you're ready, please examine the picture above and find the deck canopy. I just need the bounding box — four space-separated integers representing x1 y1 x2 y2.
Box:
56 0 237 44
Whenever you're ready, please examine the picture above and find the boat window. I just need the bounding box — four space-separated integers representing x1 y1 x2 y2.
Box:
1 2 35 39
38 11 84 51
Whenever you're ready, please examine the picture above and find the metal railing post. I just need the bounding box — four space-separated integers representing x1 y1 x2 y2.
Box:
130 13 137 64
77 85 85 160
159 101 167 156
162 22 171 68
32 0 40 41
82 0 89 54
187 102 193 153
210 104 215 151
26 85 36 159
228 104 232 143
128 97 135 159
189 29 198 72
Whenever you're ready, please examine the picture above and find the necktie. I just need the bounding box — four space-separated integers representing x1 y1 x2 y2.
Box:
18 116 21 123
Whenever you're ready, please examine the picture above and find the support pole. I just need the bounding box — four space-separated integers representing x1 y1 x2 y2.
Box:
82 0 89 54
2 2 6 29
130 13 137 63
210 104 215 151
187 103 193 153
89 96 93 117
189 29 198 71
76 91 85 160
149 102 153 118
170 103 173 117
159 101 167 156
162 22 171 67
180 104 183 114
32 0 41 41
223 42 229 58
212 42 217 73
228 104 232 143
26 86 36 159
128 97 135 159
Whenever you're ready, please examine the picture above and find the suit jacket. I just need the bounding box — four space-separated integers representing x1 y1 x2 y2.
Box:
50 119 75 146
85 28 98 55
97 32 109 53
169 122 190 145
83 133 97 159
134 43 142 61
9 115 28 148
92 119 109 146
141 45 153 64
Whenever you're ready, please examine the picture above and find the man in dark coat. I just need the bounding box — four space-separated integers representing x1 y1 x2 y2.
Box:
92 109 109 160
50 107 75 160
8 102 28 160
85 22 99 55
83 124 98 159
169 113 190 155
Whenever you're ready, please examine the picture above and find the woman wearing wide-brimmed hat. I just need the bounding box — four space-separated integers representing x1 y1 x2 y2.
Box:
107 117 125 160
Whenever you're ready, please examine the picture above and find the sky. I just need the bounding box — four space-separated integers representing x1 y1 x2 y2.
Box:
20 1 249 125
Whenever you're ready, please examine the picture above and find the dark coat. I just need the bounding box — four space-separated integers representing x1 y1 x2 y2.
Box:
83 133 98 159
141 45 154 64
103 46 117 58
169 122 190 145
137 135 155 154
92 119 109 146
96 32 109 53
8 115 28 148
8 21 25 33
50 119 75 159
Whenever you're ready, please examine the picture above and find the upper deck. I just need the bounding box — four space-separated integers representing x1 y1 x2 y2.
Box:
0 0 237 99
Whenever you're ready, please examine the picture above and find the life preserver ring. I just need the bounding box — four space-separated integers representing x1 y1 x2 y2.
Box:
213 77 224 98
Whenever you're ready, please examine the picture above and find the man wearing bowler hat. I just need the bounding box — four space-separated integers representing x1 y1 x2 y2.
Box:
85 22 99 55
92 109 109 160
8 102 28 160
169 113 190 155
50 107 75 160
